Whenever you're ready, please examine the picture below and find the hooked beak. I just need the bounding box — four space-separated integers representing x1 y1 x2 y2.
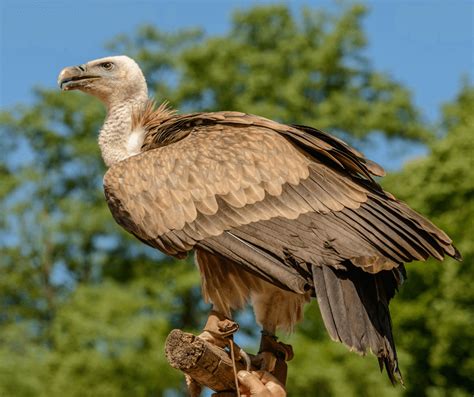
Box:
58 64 100 90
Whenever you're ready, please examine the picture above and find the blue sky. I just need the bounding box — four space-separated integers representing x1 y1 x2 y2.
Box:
1 0 473 166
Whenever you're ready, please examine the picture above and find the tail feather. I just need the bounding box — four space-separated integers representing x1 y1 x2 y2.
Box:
313 264 403 384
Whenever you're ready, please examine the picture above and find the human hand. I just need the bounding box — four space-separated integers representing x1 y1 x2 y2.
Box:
237 370 286 397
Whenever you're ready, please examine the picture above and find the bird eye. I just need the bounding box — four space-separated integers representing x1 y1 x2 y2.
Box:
100 62 114 70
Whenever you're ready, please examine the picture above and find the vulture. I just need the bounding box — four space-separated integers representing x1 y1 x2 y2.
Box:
58 56 460 387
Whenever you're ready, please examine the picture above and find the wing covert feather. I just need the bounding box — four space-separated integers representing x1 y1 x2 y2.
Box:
104 109 458 268
104 124 312 242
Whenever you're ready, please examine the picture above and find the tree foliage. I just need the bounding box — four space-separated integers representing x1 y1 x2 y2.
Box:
384 84 474 397
109 4 429 142
0 4 470 396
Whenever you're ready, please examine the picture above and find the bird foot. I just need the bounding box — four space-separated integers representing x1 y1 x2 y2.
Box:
251 333 293 383
198 310 240 345
198 309 252 367
259 333 294 362
252 351 277 372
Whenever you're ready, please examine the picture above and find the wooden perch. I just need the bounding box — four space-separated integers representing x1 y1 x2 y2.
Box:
165 329 251 393
165 329 290 394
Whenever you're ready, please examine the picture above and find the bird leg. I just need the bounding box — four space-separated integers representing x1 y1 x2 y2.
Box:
251 331 294 384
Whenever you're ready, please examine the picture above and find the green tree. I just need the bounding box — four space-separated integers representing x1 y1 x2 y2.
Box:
384 84 474 397
0 83 202 397
0 4 464 397
110 4 428 142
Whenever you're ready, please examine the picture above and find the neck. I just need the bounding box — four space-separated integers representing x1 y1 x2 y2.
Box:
98 94 148 167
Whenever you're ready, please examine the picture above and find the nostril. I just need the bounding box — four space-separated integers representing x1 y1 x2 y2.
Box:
77 64 85 72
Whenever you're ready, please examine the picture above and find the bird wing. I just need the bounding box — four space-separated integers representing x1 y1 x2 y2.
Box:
104 111 458 275
104 112 367 257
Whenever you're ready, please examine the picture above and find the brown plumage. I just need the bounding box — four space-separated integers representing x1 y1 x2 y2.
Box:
104 100 460 382
58 56 461 385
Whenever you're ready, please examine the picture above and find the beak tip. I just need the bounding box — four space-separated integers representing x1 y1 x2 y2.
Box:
58 81 68 91
57 67 75 91
58 70 66 90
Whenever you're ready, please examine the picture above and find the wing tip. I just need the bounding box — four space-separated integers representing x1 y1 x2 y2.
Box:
379 356 404 386
452 245 463 261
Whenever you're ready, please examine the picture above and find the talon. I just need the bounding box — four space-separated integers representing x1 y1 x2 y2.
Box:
197 330 227 348
199 311 253 376
253 351 277 372
259 333 294 362
198 310 241 350
202 310 239 339
217 318 239 337
275 341 294 361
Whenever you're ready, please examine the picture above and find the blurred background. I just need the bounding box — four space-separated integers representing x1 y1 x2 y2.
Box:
0 1 473 396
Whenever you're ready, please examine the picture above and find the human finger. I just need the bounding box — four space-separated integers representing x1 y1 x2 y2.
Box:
252 371 283 386
251 371 286 397
237 370 268 396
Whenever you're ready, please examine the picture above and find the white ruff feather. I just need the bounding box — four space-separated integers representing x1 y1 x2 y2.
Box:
126 127 145 157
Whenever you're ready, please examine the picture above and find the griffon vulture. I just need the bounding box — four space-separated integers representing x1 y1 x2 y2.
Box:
58 55 460 386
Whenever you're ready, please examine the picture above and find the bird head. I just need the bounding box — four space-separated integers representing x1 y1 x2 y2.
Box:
58 55 147 106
